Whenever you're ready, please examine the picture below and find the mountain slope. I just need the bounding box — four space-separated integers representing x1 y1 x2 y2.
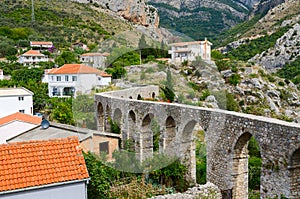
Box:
0 0 131 47
218 0 300 73
146 0 257 40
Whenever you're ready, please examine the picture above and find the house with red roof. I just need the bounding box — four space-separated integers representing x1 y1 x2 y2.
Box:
30 41 53 50
47 64 112 97
168 39 212 65
0 137 89 199
80 52 110 68
0 112 42 144
18 50 49 66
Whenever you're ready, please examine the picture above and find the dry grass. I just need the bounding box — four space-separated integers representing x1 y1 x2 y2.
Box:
110 177 168 199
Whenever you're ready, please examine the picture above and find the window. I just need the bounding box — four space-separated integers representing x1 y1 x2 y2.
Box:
56 76 61 81
18 96 24 101
72 76 77 81
99 142 109 154
19 110 25 113
98 77 101 81
65 75 69 82
51 76 54 81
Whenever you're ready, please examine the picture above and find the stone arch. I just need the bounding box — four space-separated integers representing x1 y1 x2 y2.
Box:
232 132 260 199
104 105 111 132
164 116 176 154
128 110 137 151
180 120 203 183
290 147 300 198
97 102 104 131
141 113 154 160
152 92 156 99
113 108 122 127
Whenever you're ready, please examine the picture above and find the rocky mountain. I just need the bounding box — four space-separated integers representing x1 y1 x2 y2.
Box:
73 0 159 29
145 0 259 40
219 0 300 71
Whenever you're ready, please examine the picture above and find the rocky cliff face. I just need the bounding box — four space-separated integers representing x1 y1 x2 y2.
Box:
250 23 300 71
220 0 300 71
73 0 159 29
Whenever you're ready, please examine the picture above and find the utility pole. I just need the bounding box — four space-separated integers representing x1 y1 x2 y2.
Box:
31 0 35 23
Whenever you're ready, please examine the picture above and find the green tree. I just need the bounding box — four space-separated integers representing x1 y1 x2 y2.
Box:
84 152 120 199
0 41 18 57
50 98 74 125
55 51 78 66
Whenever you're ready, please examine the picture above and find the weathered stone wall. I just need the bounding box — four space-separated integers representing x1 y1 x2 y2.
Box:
150 182 221 199
80 132 120 161
95 86 300 199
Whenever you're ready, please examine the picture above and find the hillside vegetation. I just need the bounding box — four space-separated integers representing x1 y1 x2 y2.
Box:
0 0 131 48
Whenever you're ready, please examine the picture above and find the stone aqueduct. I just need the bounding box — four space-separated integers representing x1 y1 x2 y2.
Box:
95 86 300 199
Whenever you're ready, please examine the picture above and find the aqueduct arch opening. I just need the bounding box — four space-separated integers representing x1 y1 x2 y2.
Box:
128 110 137 151
232 132 261 199
104 105 111 132
97 102 104 131
290 148 300 198
141 114 154 160
181 120 204 183
164 116 176 154
113 108 122 127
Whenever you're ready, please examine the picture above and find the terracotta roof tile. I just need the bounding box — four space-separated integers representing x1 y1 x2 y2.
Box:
0 137 89 192
0 112 42 126
48 64 112 77
22 50 45 56
80 52 110 57
30 41 53 45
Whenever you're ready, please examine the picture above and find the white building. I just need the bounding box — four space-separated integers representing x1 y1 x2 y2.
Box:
30 41 53 50
18 50 49 66
168 39 212 65
0 112 41 144
80 52 109 68
0 87 34 118
47 64 112 97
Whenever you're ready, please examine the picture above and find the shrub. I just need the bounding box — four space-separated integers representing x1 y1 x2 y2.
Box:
199 89 210 101
228 74 241 86
109 118 120 134
278 81 285 86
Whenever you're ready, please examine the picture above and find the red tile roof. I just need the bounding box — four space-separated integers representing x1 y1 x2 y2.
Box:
22 50 45 56
30 41 53 45
0 137 89 192
81 52 110 57
0 112 42 126
48 64 112 77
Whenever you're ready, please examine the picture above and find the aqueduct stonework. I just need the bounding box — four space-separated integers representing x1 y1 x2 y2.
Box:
95 86 300 199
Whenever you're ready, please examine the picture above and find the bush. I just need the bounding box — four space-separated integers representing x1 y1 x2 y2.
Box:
109 118 120 134
199 89 210 101
228 74 241 86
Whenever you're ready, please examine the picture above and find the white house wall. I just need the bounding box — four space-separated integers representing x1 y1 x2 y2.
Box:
76 74 98 94
0 121 37 144
0 96 33 118
0 181 87 199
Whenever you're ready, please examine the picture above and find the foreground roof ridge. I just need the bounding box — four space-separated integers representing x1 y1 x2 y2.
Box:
0 136 89 193
0 112 42 126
